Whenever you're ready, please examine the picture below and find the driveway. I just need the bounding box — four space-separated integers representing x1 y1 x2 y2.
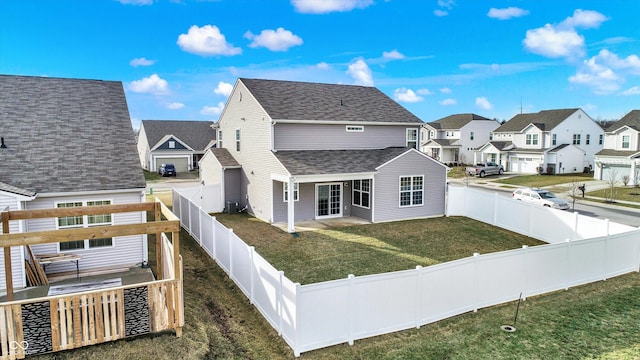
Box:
147 170 201 193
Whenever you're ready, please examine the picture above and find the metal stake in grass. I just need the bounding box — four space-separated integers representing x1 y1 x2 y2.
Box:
501 292 523 333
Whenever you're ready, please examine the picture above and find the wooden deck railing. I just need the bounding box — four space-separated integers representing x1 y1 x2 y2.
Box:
0 200 183 359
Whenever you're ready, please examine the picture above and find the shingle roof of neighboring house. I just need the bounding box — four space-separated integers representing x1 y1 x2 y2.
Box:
424 139 459 147
605 110 640 132
210 148 241 168
0 181 36 198
485 141 513 151
0 75 145 194
595 149 640 157
274 147 411 175
239 78 423 124
141 120 216 150
427 113 492 129
495 108 579 133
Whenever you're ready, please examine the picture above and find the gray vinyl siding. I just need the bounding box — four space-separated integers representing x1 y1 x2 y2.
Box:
24 191 145 275
350 182 372 221
218 80 289 223
373 151 446 222
224 168 242 205
274 123 414 150
0 193 26 289
272 181 316 222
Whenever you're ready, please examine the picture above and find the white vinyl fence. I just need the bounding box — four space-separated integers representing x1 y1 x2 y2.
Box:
173 186 640 357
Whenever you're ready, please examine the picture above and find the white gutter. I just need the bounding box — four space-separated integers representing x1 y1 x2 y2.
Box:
271 119 423 127
38 188 146 198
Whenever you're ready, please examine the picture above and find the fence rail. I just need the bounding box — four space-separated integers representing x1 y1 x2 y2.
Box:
174 185 640 357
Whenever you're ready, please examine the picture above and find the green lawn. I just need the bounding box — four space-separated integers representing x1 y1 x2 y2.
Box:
213 214 544 285
493 172 594 187
446 166 468 179
587 186 640 203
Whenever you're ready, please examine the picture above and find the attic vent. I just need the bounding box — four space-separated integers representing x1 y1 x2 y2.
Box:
0 137 6 149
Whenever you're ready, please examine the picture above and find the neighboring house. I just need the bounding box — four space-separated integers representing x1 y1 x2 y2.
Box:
200 78 447 232
474 108 603 174
421 113 499 165
0 75 147 290
137 120 217 173
594 110 640 185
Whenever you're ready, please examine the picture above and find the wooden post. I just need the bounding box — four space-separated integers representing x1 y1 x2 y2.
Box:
155 202 162 280
172 230 182 337
2 211 13 301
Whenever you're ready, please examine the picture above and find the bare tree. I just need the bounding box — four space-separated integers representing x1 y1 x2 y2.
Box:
567 177 582 211
634 166 640 188
606 167 619 203
622 175 630 187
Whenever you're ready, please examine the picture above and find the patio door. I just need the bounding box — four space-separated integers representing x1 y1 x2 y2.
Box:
316 183 342 219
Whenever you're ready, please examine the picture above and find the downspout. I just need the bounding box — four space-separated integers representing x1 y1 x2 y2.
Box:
287 177 295 233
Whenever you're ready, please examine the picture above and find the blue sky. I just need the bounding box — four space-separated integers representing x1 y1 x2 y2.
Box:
1 1 639 129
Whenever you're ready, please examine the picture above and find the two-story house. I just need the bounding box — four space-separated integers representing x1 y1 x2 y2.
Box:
421 113 500 165
0 75 147 290
474 108 603 174
594 110 640 185
137 120 217 172
199 78 447 232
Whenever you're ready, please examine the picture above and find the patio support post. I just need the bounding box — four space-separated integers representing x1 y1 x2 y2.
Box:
287 178 295 233
1 210 13 301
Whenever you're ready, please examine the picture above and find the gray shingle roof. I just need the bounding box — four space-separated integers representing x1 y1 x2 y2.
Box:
486 141 512 151
0 75 145 194
0 181 36 198
239 78 423 124
495 108 579 132
427 113 492 130
424 139 458 146
595 149 640 157
141 120 216 150
210 148 240 167
605 110 640 132
274 147 410 175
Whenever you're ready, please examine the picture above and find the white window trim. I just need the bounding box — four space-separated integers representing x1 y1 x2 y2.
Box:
346 125 364 132
399 175 424 208
283 182 299 202
55 199 115 252
525 133 539 146
573 134 581 145
622 135 630 149
218 130 223 148
552 134 557 146
406 128 418 149
168 140 176 149
235 128 241 152
352 179 371 209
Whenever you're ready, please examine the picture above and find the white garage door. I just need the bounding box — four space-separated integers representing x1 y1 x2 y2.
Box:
155 157 189 173
601 164 631 181
511 157 539 173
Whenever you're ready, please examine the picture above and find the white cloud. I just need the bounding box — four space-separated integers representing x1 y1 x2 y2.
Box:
523 24 584 58
394 88 423 103
118 0 152 5
433 9 448 17
439 98 457 106
214 81 233 96
523 10 607 60
438 0 455 9
487 7 529 20
291 0 373 14
316 62 330 70
561 9 608 29
347 59 374 86
177 25 242 57
129 74 169 95
475 97 493 110
623 86 640 95
440 87 452 93
130 57 155 67
417 88 433 95
201 102 225 116
569 49 640 94
383 50 405 60
244 27 303 52
167 102 184 110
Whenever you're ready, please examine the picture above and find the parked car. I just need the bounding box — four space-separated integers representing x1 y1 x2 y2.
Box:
512 187 569 210
158 163 176 177
466 162 504 178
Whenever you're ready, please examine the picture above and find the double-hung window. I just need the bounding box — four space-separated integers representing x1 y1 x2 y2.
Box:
406 129 418 149
622 135 630 149
352 179 371 208
586 134 591 145
399 176 423 207
526 134 538 145
217 130 222 148
235 129 241 152
573 134 581 145
57 200 113 251
552 134 557 146
470 131 474 140
599 134 604 145
283 182 299 202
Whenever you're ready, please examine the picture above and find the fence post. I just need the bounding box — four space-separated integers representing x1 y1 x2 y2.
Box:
249 246 255 304
415 265 422 329
198 208 204 246
211 216 217 260
521 245 528 300
572 211 579 241
348 274 355 346
294 282 301 358
603 219 610 281
565 239 571 290
473 253 480 312
228 228 234 277
278 270 284 336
